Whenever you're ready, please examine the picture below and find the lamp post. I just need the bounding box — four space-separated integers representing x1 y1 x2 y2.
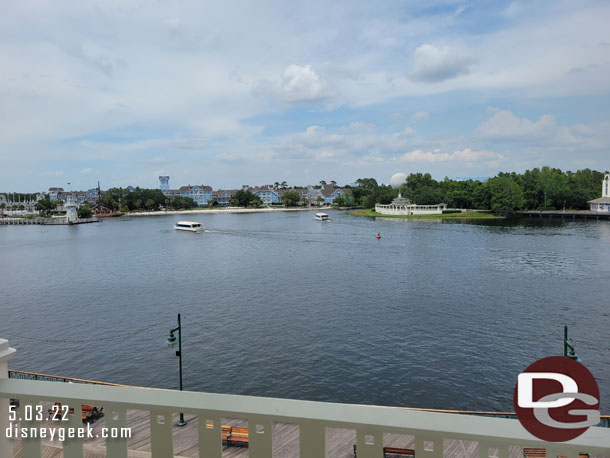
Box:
166 313 187 427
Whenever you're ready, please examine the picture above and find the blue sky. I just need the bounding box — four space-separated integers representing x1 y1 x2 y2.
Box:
1 0 609 191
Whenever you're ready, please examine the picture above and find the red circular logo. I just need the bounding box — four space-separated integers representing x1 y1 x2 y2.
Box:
513 356 600 442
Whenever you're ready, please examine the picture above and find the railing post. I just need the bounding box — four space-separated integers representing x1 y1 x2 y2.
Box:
0 339 17 458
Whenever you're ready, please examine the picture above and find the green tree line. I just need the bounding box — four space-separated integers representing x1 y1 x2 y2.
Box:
102 188 197 212
350 167 608 212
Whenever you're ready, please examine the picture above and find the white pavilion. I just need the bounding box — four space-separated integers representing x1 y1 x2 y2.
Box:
375 192 447 215
588 174 610 212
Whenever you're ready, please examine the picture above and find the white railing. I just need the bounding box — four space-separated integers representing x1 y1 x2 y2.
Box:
1 339 609 458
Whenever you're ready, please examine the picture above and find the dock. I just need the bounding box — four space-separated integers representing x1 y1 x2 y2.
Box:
516 210 610 220
0 217 101 225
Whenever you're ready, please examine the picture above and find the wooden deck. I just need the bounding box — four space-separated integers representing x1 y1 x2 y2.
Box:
9 405 597 458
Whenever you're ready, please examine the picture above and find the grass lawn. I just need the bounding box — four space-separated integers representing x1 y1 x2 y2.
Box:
347 209 501 219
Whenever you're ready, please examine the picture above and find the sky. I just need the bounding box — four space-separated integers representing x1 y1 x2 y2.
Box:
1 0 610 192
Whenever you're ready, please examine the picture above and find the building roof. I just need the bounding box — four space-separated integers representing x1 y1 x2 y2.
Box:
179 185 212 192
588 196 610 204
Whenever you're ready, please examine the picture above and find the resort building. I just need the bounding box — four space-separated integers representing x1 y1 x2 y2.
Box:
212 189 237 206
48 187 64 201
375 192 447 215
179 185 213 206
588 173 610 212
307 185 352 205
251 186 282 205
159 176 170 193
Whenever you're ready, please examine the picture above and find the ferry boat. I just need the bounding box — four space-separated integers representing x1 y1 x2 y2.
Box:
314 212 330 221
174 221 205 232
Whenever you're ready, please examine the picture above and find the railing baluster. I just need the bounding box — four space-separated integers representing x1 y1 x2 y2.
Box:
248 417 273 458
198 414 222 458
105 404 128 458
63 398 84 458
356 430 383 458
149 411 173 458
478 441 509 458
414 434 443 458
19 396 42 458
299 421 325 458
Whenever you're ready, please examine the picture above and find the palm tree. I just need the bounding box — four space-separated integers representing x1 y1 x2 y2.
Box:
320 180 327 186
330 180 337 188
281 181 288 189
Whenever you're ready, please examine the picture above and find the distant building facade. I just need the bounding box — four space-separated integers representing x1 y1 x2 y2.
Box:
588 174 610 212
179 185 213 206
159 176 170 193
212 190 237 206
375 192 447 215
307 185 352 205
251 186 282 205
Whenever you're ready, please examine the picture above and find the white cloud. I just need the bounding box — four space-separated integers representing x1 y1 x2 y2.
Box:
340 121 376 132
409 44 477 83
389 172 407 186
410 111 429 122
265 64 333 104
80 167 93 174
474 109 610 151
314 151 338 163
396 148 504 163
475 109 556 140
451 148 505 162
45 170 64 176
397 149 451 162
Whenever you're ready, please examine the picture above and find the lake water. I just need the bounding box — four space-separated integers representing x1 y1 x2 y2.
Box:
1 210 609 413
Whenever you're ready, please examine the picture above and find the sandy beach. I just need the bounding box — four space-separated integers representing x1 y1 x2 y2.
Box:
126 206 332 217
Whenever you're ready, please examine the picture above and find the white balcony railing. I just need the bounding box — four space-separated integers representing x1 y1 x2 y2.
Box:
1 339 609 458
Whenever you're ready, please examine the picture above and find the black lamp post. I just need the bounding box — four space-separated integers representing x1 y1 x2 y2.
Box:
166 313 187 427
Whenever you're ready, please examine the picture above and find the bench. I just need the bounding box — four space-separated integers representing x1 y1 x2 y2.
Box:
354 444 415 457
47 403 104 423
523 448 589 458
224 426 249 446
81 405 104 423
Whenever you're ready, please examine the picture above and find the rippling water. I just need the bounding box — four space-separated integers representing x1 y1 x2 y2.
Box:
1 211 609 412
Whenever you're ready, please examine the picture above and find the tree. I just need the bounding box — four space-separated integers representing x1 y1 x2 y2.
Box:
77 205 92 218
230 189 255 207
316 196 324 206
145 199 155 210
251 197 263 207
35 195 57 216
488 176 524 212
330 180 337 187
280 181 288 189
282 191 301 207
319 180 327 186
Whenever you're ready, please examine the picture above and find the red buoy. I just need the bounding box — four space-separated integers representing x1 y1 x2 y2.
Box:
376 233 381 239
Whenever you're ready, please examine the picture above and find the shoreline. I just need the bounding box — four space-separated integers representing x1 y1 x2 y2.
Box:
125 206 332 217
347 209 502 219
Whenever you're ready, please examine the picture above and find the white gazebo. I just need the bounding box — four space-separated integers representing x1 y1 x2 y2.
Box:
588 173 610 212
375 192 447 215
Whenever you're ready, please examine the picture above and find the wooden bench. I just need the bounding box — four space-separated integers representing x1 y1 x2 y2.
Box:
81 405 104 423
47 403 103 423
354 444 415 457
224 426 249 446
523 448 589 458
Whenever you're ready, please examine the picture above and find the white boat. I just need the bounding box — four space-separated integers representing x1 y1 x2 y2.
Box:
174 221 205 232
314 212 330 221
